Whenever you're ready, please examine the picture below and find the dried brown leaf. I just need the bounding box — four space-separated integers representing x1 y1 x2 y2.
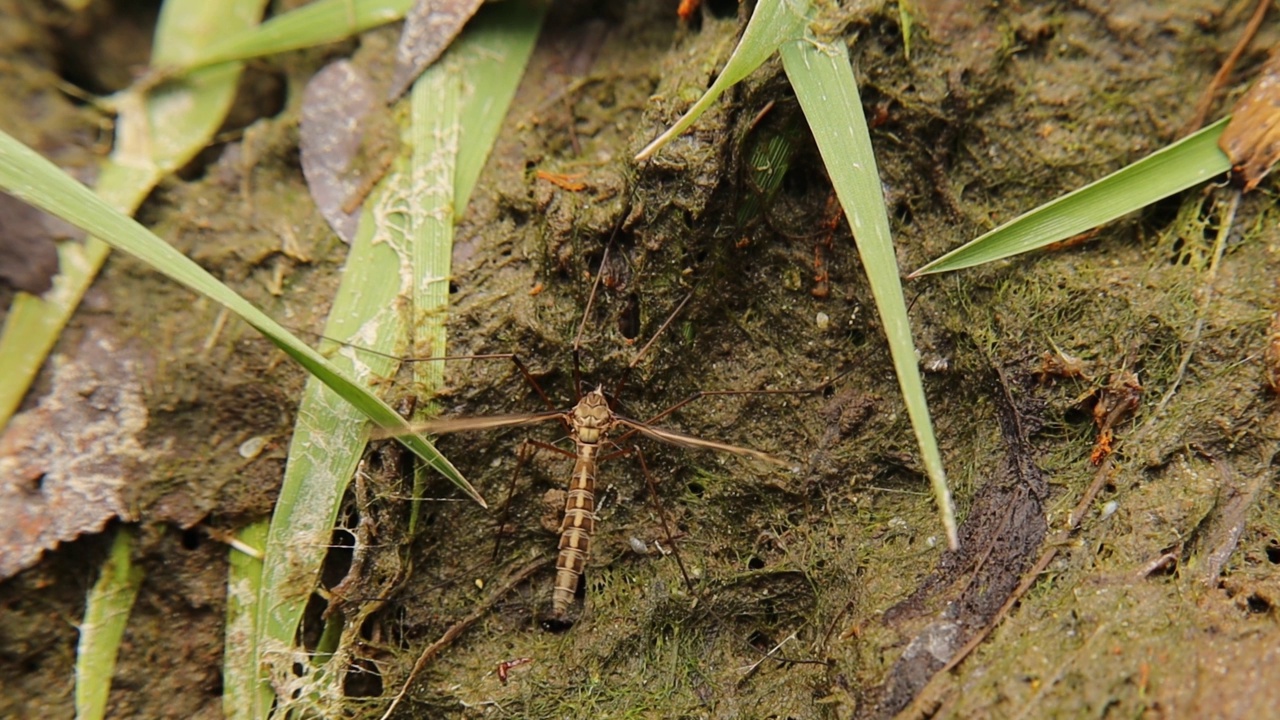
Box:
1219 53 1280 191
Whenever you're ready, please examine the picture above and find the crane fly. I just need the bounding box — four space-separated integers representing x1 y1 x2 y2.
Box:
359 231 822 625
375 381 790 624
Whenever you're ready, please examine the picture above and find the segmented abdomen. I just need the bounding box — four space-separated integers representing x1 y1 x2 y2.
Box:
551 443 598 619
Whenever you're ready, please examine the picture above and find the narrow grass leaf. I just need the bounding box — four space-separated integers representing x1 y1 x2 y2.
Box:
912 118 1233 276
453 0 548 208
74 527 143 720
0 131 471 497
634 0 810 162
252 80 460 714
247 4 544 713
781 35 958 549
222 520 268 720
177 0 414 72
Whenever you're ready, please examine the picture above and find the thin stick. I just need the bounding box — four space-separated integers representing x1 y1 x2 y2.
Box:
629 291 693 370
611 290 695 401
1182 0 1270 134
380 556 552 720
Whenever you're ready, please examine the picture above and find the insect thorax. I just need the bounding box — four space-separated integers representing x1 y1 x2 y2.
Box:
571 388 614 445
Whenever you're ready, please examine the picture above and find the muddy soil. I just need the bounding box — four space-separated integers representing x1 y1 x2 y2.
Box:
2 0 1279 718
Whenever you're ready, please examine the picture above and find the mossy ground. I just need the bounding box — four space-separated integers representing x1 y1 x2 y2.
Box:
2 0 1278 718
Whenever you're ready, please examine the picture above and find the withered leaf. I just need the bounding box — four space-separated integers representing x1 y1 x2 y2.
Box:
1219 53 1280 191
0 328 147 580
299 61 378 243
386 0 486 102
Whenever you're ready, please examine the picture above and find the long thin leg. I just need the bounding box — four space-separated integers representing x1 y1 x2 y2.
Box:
492 438 577 563
611 371 853 447
630 444 695 596
299 322 562 414
397 352 558 413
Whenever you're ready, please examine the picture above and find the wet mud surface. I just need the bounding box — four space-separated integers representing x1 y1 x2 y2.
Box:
2 0 1279 718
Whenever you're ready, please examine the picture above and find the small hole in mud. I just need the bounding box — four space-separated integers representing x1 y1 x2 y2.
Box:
541 617 574 633
1266 544 1280 564
1063 406 1091 424
28 472 46 492
686 481 705 497
617 292 642 340
53 2 160 95
705 0 737 19
1145 195 1182 238
449 281 459 294
180 529 202 550
747 556 765 570
746 629 772 650
1246 594 1271 614
343 658 383 697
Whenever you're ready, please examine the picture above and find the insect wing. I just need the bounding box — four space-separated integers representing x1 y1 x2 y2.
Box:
371 411 566 439
615 418 788 466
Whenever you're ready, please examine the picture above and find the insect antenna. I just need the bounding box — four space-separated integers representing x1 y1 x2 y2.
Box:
611 289 694 402
573 179 642 399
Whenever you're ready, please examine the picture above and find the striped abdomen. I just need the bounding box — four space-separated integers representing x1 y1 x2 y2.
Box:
550 442 598 619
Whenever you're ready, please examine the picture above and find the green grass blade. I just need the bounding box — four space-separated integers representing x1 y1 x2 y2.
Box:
222 521 269 720
253 81 458 719
74 527 144 720
911 118 1233 276
634 0 810 161
0 0 266 429
0 129 472 498
781 35 958 549
247 4 544 714
177 0 413 72
453 0 548 208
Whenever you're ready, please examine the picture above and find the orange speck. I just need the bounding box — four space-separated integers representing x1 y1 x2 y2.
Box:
535 169 587 192
677 0 701 21
1090 428 1113 466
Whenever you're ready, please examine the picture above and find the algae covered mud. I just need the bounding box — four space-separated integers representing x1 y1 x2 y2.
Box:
3 1 1279 718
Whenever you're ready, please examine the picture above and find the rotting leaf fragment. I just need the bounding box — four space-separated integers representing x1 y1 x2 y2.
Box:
387 0 485 102
299 61 377 244
1219 53 1280 191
